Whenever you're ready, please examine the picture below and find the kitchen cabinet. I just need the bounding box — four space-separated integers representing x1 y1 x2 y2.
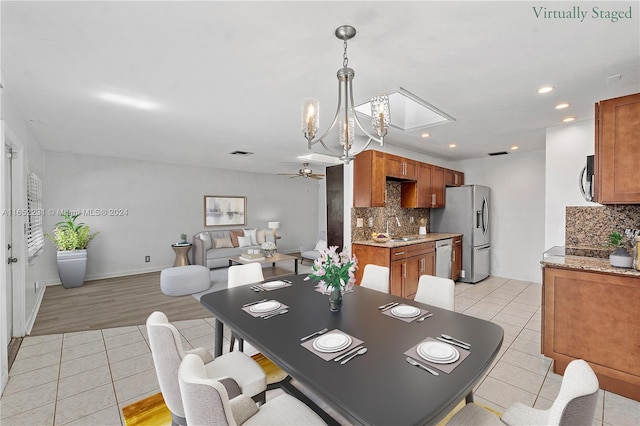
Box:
353 242 435 299
430 166 446 208
353 150 386 207
451 236 462 281
386 154 417 180
594 92 640 204
542 266 640 401
445 169 464 187
401 163 432 208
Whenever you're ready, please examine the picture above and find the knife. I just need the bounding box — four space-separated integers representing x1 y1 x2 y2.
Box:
436 337 470 350
260 309 288 319
380 302 399 311
406 357 439 376
333 345 363 362
441 334 471 347
378 302 395 310
243 299 267 307
300 327 328 342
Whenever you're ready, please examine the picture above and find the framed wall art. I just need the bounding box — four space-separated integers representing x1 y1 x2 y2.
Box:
204 195 247 227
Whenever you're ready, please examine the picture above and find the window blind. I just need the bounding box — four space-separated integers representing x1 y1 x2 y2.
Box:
27 171 44 260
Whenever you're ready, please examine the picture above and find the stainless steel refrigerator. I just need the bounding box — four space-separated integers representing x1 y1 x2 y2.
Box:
430 185 490 283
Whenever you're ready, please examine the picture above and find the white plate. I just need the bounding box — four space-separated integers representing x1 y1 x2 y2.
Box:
262 281 286 289
249 301 281 313
313 333 352 353
391 305 421 318
417 341 460 364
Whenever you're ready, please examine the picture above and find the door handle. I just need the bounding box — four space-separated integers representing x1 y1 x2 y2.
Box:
8 257 18 264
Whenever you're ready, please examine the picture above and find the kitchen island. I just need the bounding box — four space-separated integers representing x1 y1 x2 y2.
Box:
541 246 640 402
352 233 461 299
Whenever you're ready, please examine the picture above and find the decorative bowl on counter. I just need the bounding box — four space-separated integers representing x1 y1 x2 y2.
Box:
371 232 391 243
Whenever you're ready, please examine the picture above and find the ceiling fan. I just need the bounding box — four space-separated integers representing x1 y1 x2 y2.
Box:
277 163 325 180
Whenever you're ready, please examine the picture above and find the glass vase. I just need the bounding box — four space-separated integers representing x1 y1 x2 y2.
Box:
328 286 343 312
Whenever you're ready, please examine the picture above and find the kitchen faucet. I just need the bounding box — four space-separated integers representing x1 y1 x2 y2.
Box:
386 215 401 235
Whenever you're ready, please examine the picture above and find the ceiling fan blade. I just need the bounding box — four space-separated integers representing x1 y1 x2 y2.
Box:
310 175 324 180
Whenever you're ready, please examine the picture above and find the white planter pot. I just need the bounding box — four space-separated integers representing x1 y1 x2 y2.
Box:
610 248 633 268
57 250 88 288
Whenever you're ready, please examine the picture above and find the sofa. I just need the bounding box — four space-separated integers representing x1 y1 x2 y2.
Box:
193 229 275 269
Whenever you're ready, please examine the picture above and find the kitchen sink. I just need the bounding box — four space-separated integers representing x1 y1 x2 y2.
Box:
389 237 418 242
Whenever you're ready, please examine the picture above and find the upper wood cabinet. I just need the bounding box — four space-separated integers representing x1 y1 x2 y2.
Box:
386 154 417 180
431 166 446 208
445 169 464 187
353 150 386 207
595 92 640 204
401 163 432 208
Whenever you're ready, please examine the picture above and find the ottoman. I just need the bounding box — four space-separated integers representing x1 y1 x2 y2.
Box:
160 265 210 296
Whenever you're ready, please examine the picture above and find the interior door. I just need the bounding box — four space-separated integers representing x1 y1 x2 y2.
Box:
4 144 13 347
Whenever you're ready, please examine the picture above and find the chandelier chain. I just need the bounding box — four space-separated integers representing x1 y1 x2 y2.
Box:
343 39 349 68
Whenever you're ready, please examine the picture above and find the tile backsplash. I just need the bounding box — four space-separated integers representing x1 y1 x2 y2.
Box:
351 181 430 241
565 205 640 257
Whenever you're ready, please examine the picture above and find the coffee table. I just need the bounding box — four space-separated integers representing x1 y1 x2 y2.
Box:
228 252 298 274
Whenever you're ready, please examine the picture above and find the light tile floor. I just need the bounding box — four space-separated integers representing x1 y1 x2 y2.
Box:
1 276 639 425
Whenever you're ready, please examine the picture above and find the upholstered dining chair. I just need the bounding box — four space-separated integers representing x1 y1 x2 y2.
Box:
227 262 265 352
359 264 390 293
146 311 267 425
447 359 600 426
179 353 327 426
414 274 455 311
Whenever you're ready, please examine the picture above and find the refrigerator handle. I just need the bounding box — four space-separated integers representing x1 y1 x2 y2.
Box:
476 210 482 228
482 196 489 235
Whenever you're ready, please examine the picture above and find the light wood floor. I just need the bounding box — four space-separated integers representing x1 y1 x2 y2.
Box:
31 263 299 336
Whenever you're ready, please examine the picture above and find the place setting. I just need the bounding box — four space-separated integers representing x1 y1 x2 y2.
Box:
379 302 430 323
300 328 365 363
250 279 293 292
242 299 289 319
404 335 471 375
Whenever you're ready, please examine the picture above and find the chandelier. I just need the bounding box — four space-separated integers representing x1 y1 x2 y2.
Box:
301 25 390 164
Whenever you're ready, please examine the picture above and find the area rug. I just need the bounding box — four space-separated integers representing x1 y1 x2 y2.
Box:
191 263 312 301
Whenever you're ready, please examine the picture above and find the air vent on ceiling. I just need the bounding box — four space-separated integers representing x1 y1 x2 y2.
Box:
229 150 254 156
488 151 509 156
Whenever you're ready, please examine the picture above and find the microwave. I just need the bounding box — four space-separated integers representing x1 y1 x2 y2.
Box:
579 155 594 202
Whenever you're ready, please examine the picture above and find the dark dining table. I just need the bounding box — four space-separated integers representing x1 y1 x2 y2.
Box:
200 274 503 426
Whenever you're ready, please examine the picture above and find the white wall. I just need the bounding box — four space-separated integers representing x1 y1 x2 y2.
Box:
454 151 546 283
545 119 599 248
42 152 320 283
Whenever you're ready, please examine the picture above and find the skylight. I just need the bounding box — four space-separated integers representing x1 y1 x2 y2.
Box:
355 88 454 132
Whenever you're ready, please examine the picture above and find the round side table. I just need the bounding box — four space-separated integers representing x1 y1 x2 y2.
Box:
171 243 192 266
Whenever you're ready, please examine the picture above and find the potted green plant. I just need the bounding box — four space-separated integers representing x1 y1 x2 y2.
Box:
180 233 188 244
46 211 99 288
608 231 632 268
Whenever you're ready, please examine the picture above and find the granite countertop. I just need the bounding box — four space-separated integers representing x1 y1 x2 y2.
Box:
352 233 462 248
541 246 640 277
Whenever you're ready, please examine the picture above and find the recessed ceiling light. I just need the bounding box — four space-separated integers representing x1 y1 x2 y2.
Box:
537 86 554 94
99 92 158 110
511 146 519 150
448 143 457 148
563 116 576 123
421 132 431 138
555 103 570 109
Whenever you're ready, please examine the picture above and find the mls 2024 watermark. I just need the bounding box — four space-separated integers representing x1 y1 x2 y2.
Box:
1 208 129 217
533 5 633 22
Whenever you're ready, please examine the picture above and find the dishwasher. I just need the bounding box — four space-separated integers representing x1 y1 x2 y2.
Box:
435 239 452 279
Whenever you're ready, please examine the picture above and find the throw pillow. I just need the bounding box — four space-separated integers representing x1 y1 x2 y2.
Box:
314 239 328 251
237 236 252 247
214 237 233 248
243 228 258 245
256 229 266 245
229 230 243 247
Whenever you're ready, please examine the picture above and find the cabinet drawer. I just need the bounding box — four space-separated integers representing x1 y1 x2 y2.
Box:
406 242 435 257
390 247 408 259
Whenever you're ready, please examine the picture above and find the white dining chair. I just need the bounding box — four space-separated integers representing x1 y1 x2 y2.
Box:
447 359 600 426
414 274 455 311
179 353 327 426
227 262 265 352
360 264 390 293
146 311 267 424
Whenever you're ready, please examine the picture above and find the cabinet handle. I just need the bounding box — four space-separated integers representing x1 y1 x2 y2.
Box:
402 263 406 278
431 193 436 206
395 251 405 256
452 250 455 262
420 258 424 272
455 174 458 185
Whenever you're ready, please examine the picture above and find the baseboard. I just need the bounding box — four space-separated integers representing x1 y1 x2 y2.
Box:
25 285 46 335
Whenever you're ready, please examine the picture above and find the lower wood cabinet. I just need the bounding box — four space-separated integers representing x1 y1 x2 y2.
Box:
353 242 435 299
542 266 640 401
451 237 462 281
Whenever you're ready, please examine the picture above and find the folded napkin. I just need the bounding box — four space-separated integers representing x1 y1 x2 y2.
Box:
382 304 429 323
404 337 470 374
242 300 289 318
301 329 363 361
